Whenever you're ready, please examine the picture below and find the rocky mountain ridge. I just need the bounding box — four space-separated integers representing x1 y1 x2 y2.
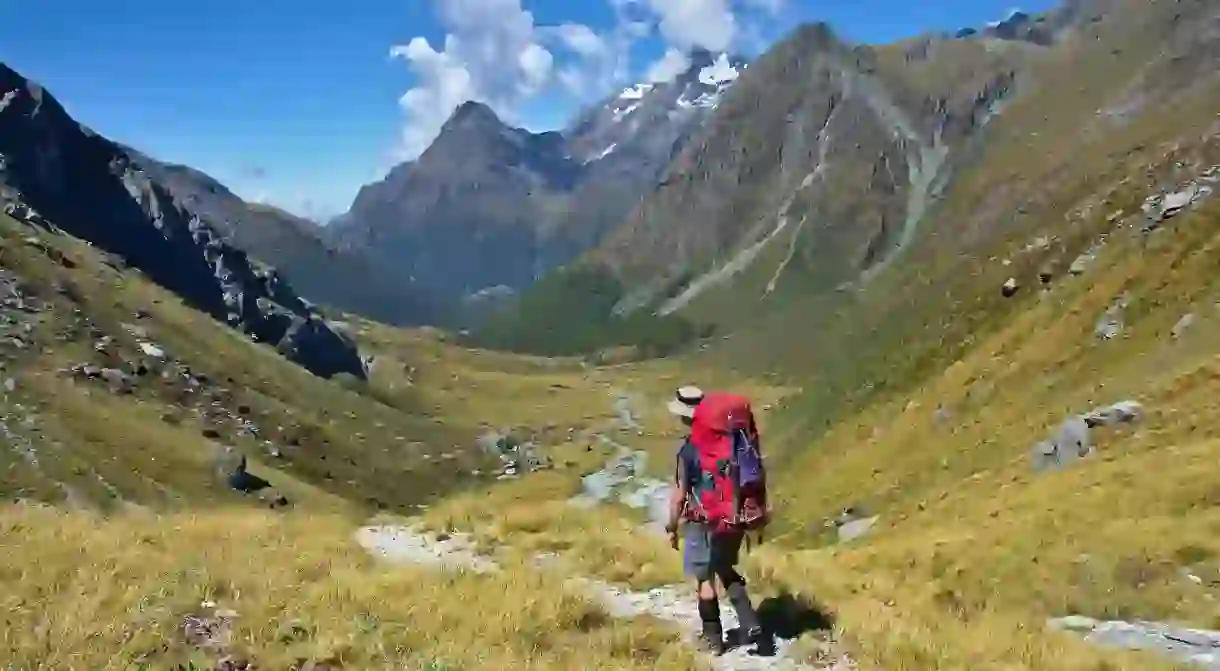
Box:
326 49 748 305
592 22 1025 316
0 62 365 379
130 153 444 327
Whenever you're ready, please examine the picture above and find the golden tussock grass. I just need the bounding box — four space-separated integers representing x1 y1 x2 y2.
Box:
737 199 1220 669
0 503 698 670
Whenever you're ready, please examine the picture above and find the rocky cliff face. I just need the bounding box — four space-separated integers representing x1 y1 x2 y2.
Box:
588 24 1029 316
129 155 444 327
0 62 365 379
555 49 749 260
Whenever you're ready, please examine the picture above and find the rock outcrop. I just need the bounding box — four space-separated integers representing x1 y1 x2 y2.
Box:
129 156 444 327
0 62 365 379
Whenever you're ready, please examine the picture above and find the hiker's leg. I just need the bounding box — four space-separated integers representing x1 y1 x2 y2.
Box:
684 524 723 652
711 533 762 634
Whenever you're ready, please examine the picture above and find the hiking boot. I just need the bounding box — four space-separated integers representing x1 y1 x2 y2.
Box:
696 596 724 655
747 625 777 657
696 628 725 655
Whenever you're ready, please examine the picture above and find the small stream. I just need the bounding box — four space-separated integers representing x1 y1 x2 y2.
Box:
571 391 673 535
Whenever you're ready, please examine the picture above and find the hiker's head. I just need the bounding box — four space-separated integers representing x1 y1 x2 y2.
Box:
667 385 703 427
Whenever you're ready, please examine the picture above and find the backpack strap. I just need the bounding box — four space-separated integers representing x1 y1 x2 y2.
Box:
675 444 695 521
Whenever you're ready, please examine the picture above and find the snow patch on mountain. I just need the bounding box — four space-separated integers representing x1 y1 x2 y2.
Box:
592 143 618 161
563 50 748 166
987 7 1025 28
619 83 654 100
698 53 741 86
613 102 641 122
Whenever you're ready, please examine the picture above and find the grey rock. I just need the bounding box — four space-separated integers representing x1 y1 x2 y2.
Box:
1172 313 1197 339
1048 616 1220 670
1095 317 1121 341
1095 294 1129 341
99 368 134 394
1162 185 1201 219
1082 400 1143 427
1033 401 1141 471
1143 176 1217 232
837 515 880 543
1032 416 1092 472
1048 614 1098 632
933 405 952 425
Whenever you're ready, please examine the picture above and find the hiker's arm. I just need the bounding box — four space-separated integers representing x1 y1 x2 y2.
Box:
665 454 686 534
666 479 684 533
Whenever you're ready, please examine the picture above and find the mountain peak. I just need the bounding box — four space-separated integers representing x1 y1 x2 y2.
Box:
790 22 843 50
443 100 504 132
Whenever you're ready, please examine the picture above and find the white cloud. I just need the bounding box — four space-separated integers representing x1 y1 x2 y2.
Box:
540 22 618 98
629 0 777 87
391 0 555 159
541 7 644 100
388 0 781 161
552 23 608 58
644 0 736 53
646 48 691 83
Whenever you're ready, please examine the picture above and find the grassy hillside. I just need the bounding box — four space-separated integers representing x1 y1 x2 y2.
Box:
0 208 490 513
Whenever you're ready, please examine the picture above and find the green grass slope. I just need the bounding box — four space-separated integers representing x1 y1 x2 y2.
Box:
0 209 487 514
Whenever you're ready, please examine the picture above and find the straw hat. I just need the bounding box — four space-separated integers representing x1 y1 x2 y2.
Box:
666 385 704 419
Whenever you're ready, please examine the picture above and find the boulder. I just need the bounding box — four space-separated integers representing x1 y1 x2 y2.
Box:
1001 277 1019 297
1095 294 1129 341
1171 313 1196 339
100 368 134 394
1082 400 1143 427
1031 416 1092 472
1069 246 1098 275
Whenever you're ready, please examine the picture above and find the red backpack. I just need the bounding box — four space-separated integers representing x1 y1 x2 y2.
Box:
682 392 770 536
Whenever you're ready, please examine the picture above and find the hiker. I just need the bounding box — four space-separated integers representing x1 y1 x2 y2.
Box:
664 386 768 655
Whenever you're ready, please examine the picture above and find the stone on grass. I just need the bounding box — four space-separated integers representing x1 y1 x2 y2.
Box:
1171 313 1196 339
1082 400 1143 427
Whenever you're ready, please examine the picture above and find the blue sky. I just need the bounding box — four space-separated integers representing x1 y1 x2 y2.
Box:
0 0 1055 221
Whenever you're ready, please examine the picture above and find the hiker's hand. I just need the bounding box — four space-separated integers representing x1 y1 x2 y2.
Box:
669 530 679 550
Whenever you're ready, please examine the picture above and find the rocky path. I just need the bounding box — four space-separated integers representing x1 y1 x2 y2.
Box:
1048 616 1220 669
357 523 851 670
356 390 852 670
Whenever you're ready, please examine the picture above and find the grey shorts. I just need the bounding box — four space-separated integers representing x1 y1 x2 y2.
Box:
683 523 744 582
